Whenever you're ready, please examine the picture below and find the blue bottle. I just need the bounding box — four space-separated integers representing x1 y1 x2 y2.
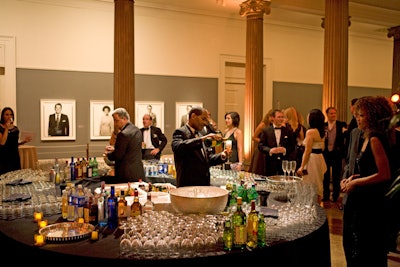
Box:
107 186 118 229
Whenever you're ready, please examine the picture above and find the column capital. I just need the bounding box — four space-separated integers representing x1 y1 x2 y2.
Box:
388 26 400 40
239 0 271 17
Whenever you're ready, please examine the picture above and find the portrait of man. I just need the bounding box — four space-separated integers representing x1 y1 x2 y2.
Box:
48 103 69 136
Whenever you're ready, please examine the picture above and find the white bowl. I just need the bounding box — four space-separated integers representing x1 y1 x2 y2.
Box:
169 186 229 215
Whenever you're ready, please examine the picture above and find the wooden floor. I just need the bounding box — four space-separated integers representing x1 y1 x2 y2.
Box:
323 199 400 267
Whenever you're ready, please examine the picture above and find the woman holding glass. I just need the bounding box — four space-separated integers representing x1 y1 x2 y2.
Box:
296 109 327 202
223 111 244 171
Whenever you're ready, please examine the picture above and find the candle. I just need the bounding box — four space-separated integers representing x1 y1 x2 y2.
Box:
38 220 48 229
34 234 45 246
91 230 98 241
34 212 43 222
78 217 84 223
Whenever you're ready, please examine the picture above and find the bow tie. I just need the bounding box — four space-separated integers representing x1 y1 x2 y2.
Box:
274 127 281 130
143 127 150 131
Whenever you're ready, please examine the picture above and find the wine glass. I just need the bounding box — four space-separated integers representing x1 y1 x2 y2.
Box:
282 160 289 177
289 161 297 177
224 140 232 163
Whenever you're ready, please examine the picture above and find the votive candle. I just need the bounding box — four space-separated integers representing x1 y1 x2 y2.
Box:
34 234 45 246
78 217 84 223
91 230 98 241
34 212 43 222
38 220 48 229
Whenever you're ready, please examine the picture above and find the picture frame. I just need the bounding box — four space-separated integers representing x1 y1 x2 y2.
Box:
40 99 76 141
90 100 114 140
135 101 164 132
175 102 203 128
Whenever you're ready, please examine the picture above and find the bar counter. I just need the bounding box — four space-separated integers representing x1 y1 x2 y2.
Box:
0 170 331 266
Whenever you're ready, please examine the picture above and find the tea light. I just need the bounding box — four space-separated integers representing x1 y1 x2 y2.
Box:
38 220 48 229
91 230 99 241
34 234 45 246
78 218 84 223
34 212 43 222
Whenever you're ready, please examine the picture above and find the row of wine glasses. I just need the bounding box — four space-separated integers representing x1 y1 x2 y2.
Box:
281 160 297 176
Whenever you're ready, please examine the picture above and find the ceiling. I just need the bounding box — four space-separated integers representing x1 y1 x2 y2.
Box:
134 0 400 37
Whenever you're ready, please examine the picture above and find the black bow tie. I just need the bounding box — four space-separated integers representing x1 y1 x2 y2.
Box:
143 127 150 131
274 127 281 130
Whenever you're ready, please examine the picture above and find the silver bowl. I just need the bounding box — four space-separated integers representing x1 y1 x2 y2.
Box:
169 186 229 215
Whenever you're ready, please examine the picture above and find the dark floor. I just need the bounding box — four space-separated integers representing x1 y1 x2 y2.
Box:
323 198 400 267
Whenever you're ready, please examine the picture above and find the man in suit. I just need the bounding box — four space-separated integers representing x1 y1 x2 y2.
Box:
104 107 145 183
258 109 296 176
172 106 228 187
140 114 168 160
48 103 69 136
323 107 348 203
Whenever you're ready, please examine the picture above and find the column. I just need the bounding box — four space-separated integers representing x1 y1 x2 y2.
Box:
114 0 135 120
322 0 349 121
388 26 400 94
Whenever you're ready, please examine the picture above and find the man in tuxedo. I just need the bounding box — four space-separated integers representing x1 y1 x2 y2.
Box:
104 108 145 183
140 114 168 160
172 106 228 187
48 103 69 136
323 107 348 203
258 109 296 176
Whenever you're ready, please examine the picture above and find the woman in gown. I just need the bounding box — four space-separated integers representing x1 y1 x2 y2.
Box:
223 111 243 171
284 106 307 170
296 109 327 201
340 96 393 267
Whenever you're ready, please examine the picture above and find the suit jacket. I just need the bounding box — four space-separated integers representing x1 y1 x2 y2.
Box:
172 125 226 187
48 113 69 136
258 125 295 176
323 120 347 158
140 126 168 158
342 128 362 179
107 122 145 182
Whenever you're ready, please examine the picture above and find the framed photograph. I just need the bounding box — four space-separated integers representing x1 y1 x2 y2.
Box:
40 99 76 141
90 100 114 140
176 102 203 128
135 101 164 132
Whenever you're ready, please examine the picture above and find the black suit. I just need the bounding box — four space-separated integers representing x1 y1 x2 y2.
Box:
140 126 168 160
323 120 347 201
48 113 69 136
258 125 295 176
172 125 226 187
106 122 145 182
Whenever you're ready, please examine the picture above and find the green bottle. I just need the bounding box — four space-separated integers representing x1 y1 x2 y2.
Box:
231 197 247 249
223 219 233 251
92 157 98 177
229 183 238 207
257 213 267 248
246 200 259 249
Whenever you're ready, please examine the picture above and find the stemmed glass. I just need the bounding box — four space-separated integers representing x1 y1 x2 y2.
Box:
282 160 289 177
224 140 232 163
289 161 297 177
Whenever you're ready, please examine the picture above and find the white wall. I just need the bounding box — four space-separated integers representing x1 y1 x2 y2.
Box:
0 0 393 87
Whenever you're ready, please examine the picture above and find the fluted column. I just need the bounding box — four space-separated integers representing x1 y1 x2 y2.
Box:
114 0 135 120
388 26 400 94
322 0 349 121
240 0 271 168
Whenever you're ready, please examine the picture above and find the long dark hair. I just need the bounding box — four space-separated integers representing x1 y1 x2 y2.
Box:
308 109 325 138
0 107 14 124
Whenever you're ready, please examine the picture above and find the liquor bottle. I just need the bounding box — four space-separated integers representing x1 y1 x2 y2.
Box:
223 218 233 251
232 196 247 249
98 181 107 226
61 189 68 219
117 190 128 225
257 213 267 248
76 184 85 219
67 186 76 221
130 188 142 217
247 183 259 204
229 183 238 207
107 186 118 229
63 160 70 183
81 157 87 178
89 192 99 226
69 156 76 181
92 157 98 177
238 180 248 203
246 200 259 249
83 188 93 223
87 157 93 178
142 192 154 213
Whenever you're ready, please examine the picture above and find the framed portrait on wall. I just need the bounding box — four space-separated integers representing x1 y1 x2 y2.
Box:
135 101 164 132
90 100 114 140
40 99 76 141
175 102 203 128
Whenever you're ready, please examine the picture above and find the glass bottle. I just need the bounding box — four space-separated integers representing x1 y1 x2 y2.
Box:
246 199 258 249
83 188 93 223
130 188 142 217
107 186 118 230
257 213 267 248
67 185 76 221
89 192 99 226
87 157 93 178
223 218 233 251
143 192 154 213
232 196 247 249
92 157 98 177
117 190 128 225
229 183 238 207
61 188 68 220
76 184 85 219
69 156 75 181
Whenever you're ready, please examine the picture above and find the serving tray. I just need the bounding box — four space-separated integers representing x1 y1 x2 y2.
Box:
39 222 95 242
